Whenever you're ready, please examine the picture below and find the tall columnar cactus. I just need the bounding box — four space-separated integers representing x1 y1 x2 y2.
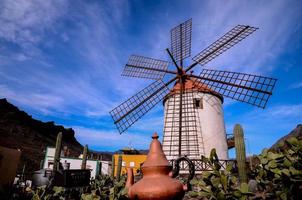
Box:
116 155 123 181
234 124 247 183
40 160 44 169
81 144 88 170
53 132 62 174
99 161 102 176
111 155 115 178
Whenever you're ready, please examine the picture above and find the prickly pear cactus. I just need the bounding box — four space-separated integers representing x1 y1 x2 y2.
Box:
234 124 247 183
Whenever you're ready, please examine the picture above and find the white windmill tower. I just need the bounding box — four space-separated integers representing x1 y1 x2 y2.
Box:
162 76 228 160
110 19 276 164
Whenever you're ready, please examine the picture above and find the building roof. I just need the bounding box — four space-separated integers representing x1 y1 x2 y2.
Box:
117 148 142 155
164 76 223 103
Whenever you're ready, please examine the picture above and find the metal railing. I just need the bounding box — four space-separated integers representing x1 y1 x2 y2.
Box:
169 159 236 172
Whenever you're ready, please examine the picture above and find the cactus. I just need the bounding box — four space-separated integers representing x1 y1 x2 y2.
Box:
53 132 62 174
81 144 88 170
234 124 247 183
40 160 44 169
99 161 102 176
116 155 123 181
111 156 115 178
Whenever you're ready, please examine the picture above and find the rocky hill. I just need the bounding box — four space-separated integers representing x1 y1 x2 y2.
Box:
0 99 84 176
270 124 302 150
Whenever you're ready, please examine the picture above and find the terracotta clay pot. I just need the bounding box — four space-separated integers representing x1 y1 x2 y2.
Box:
126 133 187 200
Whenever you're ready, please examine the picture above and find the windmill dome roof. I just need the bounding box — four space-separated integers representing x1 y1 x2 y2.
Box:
164 76 223 104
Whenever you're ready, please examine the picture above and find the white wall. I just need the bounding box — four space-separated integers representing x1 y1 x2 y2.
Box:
43 147 110 179
195 93 228 160
162 91 228 161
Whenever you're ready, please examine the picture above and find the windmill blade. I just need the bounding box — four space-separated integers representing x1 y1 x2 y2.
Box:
187 25 258 72
171 18 192 64
122 55 171 80
193 69 277 108
110 78 176 134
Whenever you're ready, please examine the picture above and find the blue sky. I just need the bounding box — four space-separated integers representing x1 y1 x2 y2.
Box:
0 0 301 157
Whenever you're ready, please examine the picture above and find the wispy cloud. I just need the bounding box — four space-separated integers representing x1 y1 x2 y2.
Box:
0 0 68 58
289 81 302 89
0 0 68 42
225 103 302 154
0 84 64 114
74 126 151 150
0 0 301 152
0 0 133 116
191 0 301 74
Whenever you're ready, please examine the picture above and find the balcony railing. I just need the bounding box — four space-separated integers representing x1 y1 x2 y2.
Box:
169 159 236 172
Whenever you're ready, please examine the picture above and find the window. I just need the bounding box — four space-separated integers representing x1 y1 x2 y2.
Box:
194 98 203 109
130 161 135 167
122 161 126 167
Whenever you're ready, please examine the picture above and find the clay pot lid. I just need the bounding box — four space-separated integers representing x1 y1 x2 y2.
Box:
142 132 171 167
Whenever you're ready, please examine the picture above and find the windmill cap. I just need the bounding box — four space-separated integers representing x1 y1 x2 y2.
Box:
142 132 171 167
163 76 223 104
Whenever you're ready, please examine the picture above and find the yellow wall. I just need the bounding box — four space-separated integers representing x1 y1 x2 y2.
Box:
113 154 147 176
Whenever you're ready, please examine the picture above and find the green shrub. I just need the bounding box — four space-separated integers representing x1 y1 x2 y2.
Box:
252 137 302 199
31 174 128 200
187 149 253 200
187 137 302 200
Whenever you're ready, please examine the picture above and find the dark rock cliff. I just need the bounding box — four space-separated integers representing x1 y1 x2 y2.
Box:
0 98 83 176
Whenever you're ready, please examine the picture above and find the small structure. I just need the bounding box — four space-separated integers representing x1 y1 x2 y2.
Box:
113 148 147 176
42 147 110 179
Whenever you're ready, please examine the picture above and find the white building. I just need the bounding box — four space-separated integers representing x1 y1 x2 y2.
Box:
162 77 228 160
42 147 110 179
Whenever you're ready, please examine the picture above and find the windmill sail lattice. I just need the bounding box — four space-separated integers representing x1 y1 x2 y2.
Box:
171 18 192 64
196 69 277 108
110 19 277 159
110 79 171 133
192 25 257 66
162 88 201 159
122 55 170 80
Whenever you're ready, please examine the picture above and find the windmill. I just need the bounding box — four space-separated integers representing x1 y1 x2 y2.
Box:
110 19 277 160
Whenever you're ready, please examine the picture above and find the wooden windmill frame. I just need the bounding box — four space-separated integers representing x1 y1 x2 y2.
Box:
110 19 277 158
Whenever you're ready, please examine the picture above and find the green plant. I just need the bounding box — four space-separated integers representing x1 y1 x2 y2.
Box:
187 136 302 200
82 144 88 170
99 161 103 176
116 155 122 181
187 149 253 200
234 124 247 184
112 156 115 178
252 137 302 199
32 175 129 200
53 132 62 174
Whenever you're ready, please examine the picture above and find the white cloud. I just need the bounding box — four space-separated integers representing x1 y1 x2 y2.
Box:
190 0 300 75
226 103 302 134
244 103 302 121
74 126 151 150
0 0 68 45
0 0 301 152
225 103 302 154
0 0 131 116
0 84 65 114
289 81 302 89
2 0 296 118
